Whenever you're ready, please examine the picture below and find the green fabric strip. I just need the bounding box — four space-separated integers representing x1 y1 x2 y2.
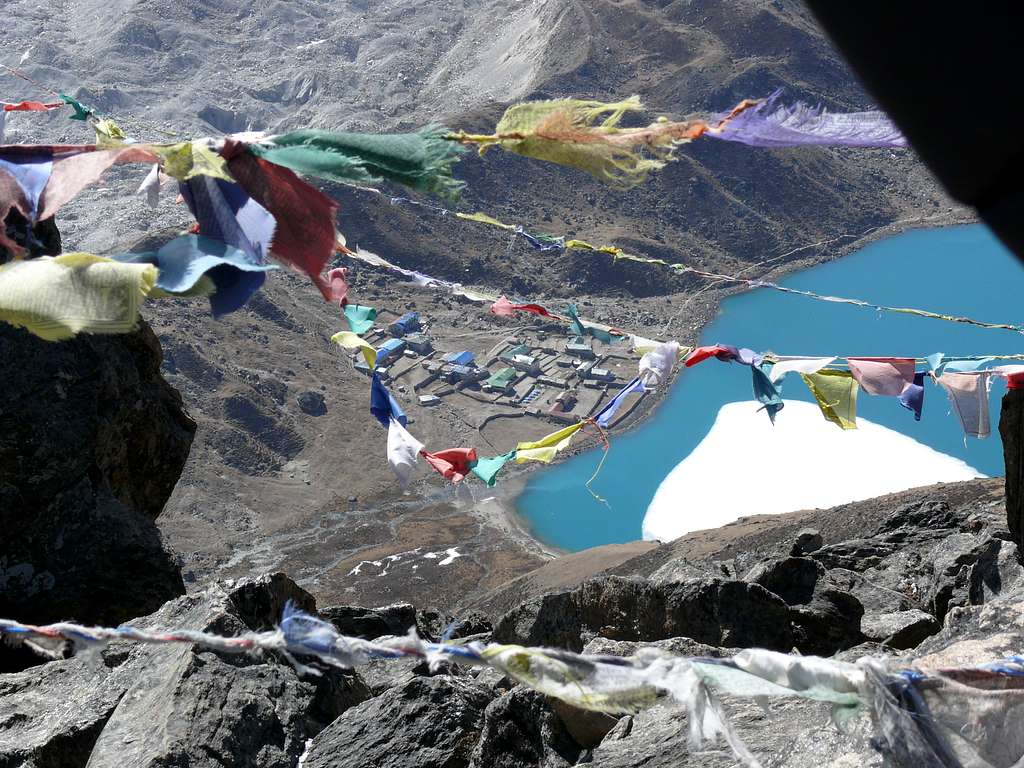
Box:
250 127 465 198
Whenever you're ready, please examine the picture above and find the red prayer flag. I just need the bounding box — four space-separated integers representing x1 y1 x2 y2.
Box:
684 344 738 367
222 139 338 299
2 100 65 112
420 447 478 483
490 295 558 319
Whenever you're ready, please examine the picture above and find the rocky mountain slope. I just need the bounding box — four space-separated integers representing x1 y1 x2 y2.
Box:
5 473 1023 766
2 0 969 596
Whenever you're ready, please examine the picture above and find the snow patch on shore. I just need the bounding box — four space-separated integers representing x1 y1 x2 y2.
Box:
643 400 984 542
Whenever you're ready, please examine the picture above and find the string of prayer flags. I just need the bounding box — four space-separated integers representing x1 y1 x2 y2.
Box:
250 127 465 199
470 450 517 487
0 253 155 340
935 371 994 438
800 370 859 430
370 373 406 428
16 608 1024 768
421 447 478 483
112 234 277 316
515 422 584 464
387 417 424 488
490 295 560 320
343 304 377 335
708 88 907 149
331 330 377 369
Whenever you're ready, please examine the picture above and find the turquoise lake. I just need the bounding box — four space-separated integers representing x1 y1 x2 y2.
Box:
515 224 1024 552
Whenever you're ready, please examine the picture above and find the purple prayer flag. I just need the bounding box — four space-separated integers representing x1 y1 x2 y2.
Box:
898 372 926 421
710 89 907 149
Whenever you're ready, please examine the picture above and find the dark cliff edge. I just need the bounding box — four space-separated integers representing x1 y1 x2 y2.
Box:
0 322 195 638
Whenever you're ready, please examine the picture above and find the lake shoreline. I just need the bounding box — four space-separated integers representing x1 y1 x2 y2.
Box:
507 210 992 553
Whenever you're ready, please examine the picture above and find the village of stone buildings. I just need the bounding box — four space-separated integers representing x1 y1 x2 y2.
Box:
345 304 649 432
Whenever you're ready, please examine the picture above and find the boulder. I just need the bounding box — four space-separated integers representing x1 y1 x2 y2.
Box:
493 577 794 653
302 676 494 768
861 609 941 649
296 390 327 416
791 528 824 556
0 322 195 627
469 686 582 768
744 557 826 605
321 603 418 639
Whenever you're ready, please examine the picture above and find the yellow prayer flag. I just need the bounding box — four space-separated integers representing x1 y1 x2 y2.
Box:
0 254 156 340
800 370 859 430
515 422 584 464
331 330 377 369
156 142 234 182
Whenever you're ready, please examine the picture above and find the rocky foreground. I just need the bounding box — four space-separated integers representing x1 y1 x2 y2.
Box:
5 316 1024 766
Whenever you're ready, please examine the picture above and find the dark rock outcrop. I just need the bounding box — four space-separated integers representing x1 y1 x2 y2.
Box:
0 574 370 768
1002 389 1024 551
0 322 195 627
493 576 794 653
302 676 494 768
321 603 419 639
469 686 582 768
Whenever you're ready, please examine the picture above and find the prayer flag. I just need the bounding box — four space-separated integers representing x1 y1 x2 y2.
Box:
0 253 155 340
343 304 377 335
515 422 584 464
250 127 465 198
709 89 907 148
387 418 424 488
638 341 680 390
898 372 925 421
331 331 377 369
221 139 338 299
470 450 516 487
112 235 277 316
595 377 644 428
767 356 836 384
421 447 478 483
370 374 406 428
935 371 993 438
800 370 859 430
847 358 916 397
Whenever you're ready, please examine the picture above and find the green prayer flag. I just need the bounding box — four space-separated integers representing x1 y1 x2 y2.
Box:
250 127 465 198
566 304 627 345
470 450 516 486
59 93 95 121
800 370 859 430
343 304 377 335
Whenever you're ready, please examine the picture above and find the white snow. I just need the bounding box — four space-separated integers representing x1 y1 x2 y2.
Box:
643 400 985 542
